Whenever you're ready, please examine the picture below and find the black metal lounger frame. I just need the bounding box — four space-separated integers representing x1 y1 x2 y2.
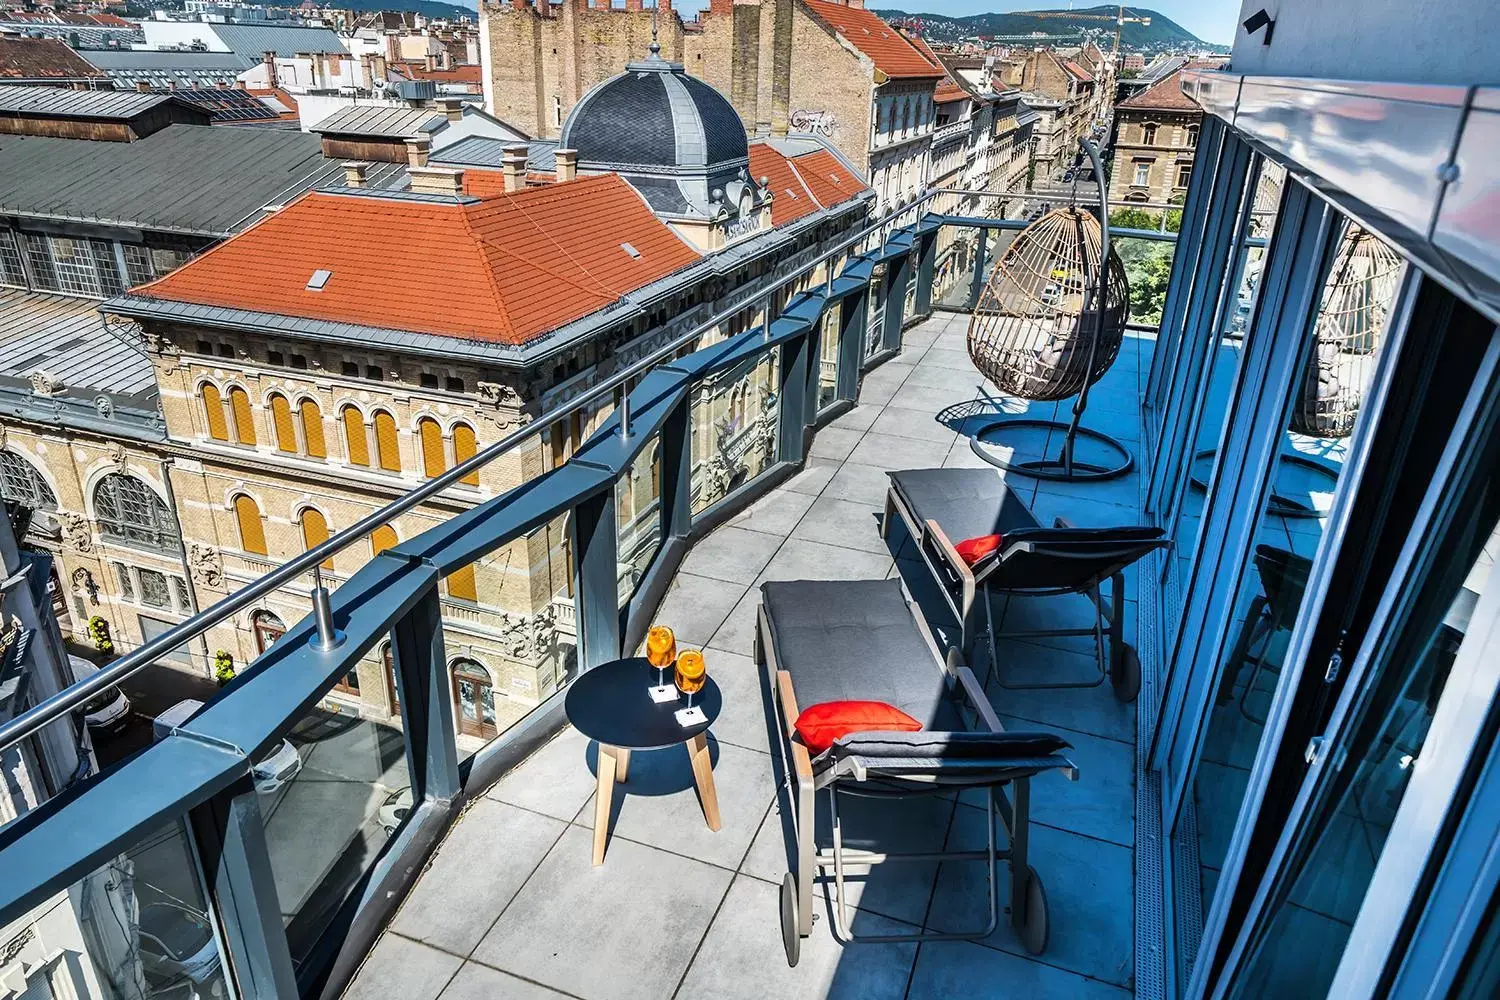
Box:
754 581 1079 967
884 481 1162 701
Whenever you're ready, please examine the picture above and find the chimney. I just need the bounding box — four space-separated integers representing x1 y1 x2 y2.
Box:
424 52 436 71
846 0 864 7
708 0 731 16
136 79 150 92
343 161 370 188
440 98 465 123
263 50 277 89
555 147 577 183
501 144 529 192
658 0 671 11
509 0 525 8
405 136 432 168
536 0 552 13
409 165 466 196
625 0 642 10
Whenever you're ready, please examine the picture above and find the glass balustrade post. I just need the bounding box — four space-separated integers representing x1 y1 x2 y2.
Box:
836 283 867 404
777 326 812 464
883 241 911 354
660 391 693 540
390 585 459 801
571 487 620 669
915 224 938 320
187 776 299 1000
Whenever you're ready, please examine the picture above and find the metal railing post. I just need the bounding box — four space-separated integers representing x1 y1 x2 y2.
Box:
571 487 620 669
310 566 344 651
778 325 812 465
390 585 459 802
837 281 867 403
967 227 990 312
914 224 938 319
883 241 912 353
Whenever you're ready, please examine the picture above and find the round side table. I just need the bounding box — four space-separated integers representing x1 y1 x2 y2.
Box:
564 657 723 866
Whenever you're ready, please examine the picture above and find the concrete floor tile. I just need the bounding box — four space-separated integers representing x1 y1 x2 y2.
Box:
709 589 763 656
901 364 989 397
856 363 914 406
917 347 978 371
392 800 567 955
822 462 897 507
929 809 1134 988
472 827 732 1000
849 431 953 472
345 934 462 1000
980 644 1136 745
757 540 894 586
783 457 841 497
869 405 962 444
676 875 919 1000
906 939 1132 1000
828 403 881 433
703 647 776 753
790 496 890 555
889 380 982 416
485 727 598 822
438 963 572 1000
598 739 775 871
678 526 783 586
808 426 865 462
729 488 816 536
653 572 751 648
994 714 1134 848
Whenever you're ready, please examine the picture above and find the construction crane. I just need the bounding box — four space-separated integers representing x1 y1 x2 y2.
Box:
1020 6 1151 59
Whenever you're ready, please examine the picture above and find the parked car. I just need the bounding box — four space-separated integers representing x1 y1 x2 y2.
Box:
138 902 222 995
155 700 302 794
378 787 413 836
70 655 131 737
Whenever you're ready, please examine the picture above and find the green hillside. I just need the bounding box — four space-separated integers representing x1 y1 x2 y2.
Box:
872 6 1223 51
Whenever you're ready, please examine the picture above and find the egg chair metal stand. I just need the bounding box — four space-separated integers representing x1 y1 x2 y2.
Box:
966 138 1135 482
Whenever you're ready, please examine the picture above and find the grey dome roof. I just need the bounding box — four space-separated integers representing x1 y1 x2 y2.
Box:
560 53 748 177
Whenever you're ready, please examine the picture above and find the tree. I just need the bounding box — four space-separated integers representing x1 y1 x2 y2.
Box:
1115 239 1175 326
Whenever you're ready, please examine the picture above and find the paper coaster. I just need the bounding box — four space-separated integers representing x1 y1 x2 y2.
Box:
648 683 678 704
675 705 707 727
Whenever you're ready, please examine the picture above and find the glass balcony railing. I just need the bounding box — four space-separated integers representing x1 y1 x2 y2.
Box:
0 191 1173 999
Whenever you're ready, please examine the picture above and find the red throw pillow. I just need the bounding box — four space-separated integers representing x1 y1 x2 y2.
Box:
794 701 922 755
954 534 1003 566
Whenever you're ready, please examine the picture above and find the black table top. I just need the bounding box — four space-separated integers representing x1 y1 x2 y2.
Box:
564 656 722 750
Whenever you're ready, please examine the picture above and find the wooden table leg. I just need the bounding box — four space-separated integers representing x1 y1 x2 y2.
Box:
615 748 631 783
687 733 721 832
593 745 618 866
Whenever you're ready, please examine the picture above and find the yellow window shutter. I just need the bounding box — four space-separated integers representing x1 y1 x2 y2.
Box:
453 423 478 486
201 384 229 441
374 411 400 472
418 418 445 478
270 395 296 453
370 524 397 556
342 406 369 467
301 508 333 570
301 399 326 458
446 563 477 602
234 495 267 555
229 388 256 446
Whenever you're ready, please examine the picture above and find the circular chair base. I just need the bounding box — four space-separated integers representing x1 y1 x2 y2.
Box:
969 418 1135 482
1188 448 1340 520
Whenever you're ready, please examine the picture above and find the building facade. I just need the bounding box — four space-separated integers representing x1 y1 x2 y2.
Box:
1107 68 1200 207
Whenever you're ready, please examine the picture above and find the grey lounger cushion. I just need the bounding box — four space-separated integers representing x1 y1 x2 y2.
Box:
760 578 962 731
831 730 1071 759
888 468 1039 543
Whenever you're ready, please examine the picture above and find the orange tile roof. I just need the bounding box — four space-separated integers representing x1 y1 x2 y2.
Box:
934 77 968 103
1063 59 1094 83
1117 70 1198 112
801 0 944 80
787 149 862 211
396 61 483 86
136 174 701 345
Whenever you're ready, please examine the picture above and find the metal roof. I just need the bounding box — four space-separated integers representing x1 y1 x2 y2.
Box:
0 288 154 398
433 135 545 169
81 49 251 89
0 85 194 120
311 104 445 138
206 23 345 60
0 124 406 235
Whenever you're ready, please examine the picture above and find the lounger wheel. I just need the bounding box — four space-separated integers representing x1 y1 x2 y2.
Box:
1111 644 1141 703
1013 864 1049 955
780 873 801 967
754 626 765 667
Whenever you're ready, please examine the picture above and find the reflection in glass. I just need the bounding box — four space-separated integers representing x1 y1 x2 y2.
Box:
1192 222 1403 921
933 225 979 309
9 820 232 998
616 435 662 606
1232 488 1499 996
261 704 409 968
817 305 842 411
865 262 887 361
690 349 780 516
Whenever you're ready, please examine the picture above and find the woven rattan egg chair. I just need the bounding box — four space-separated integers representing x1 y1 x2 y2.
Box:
965 139 1134 481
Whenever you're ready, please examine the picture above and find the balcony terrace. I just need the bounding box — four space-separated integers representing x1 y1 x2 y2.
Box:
342 312 1152 1000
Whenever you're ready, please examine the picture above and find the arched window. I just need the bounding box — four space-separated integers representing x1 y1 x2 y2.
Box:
342 406 369 466
200 384 229 441
300 399 326 459
269 394 296 453
227 386 256 446
94 474 177 552
0 451 56 510
300 507 333 570
370 523 397 556
234 494 267 556
252 610 285 654
373 411 400 472
446 564 477 602
453 423 478 487
1125 192 1150 203
417 417 445 478
451 658 496 739
1185 124 1199 148
1141 122 1158 145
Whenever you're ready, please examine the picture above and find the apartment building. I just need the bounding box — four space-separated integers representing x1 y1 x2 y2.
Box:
1108 68 1201 206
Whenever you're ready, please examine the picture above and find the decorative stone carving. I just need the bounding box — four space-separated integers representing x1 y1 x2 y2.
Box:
59 512 93 553
496 607 557 665
71 567 97 603
27 370 65 396
93 395 114 419
188 543 223 589
477 380 526 431
106 442 127 471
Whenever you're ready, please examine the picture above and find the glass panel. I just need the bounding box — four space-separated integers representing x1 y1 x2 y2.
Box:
864 262 887 361
6 819 232 999
261 702 408 969
690 347 781 516
1111 229 1180 330
902 247 920 323
1232 479 1500 996
616 433 662 607
1192 221 1403 921
137 568 170 609
816 305 841 411
0 229 26 287
933 225 981 309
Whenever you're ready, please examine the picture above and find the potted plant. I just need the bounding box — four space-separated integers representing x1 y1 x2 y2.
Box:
213 649 236 687
87 616 114 658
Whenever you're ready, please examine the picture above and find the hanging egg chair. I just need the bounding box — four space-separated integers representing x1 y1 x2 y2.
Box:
967 206 1131 403
1290 227 1403 438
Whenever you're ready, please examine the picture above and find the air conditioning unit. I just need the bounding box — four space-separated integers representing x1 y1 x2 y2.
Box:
395 79 437 101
